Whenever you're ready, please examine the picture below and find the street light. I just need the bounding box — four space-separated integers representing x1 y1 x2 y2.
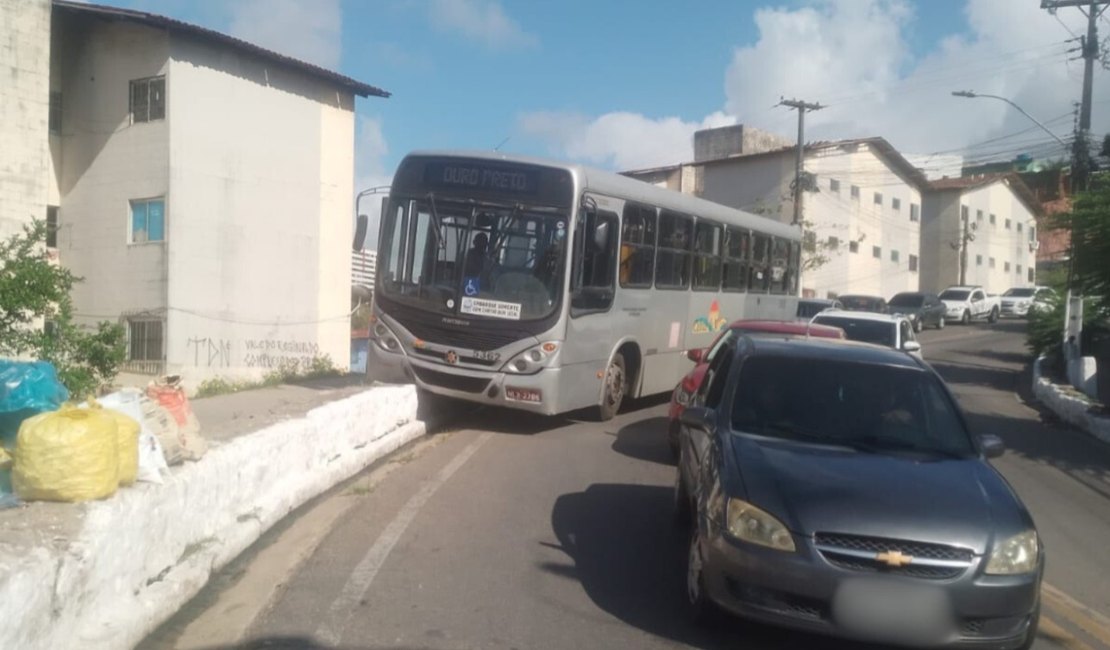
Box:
951 91 1069 148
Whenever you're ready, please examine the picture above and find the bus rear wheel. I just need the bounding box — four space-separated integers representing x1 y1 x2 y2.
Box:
598 353 626 421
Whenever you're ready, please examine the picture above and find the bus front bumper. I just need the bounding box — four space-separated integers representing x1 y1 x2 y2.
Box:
369 345 567 416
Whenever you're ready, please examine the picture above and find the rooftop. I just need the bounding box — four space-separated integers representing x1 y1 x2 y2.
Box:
53 1 390 99
928 172 1043 217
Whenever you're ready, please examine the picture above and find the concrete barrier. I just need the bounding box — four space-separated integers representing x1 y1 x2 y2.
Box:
1033 356 1110 445
0 384 423 650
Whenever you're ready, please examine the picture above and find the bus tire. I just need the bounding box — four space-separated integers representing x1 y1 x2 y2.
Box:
598 353 627 421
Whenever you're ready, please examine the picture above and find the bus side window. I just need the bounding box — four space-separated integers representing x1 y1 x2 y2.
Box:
769 237 790 295
750 233 770 292
620 203 657 288
722 227 750 292
693 221 722 291
787 241 800 295
657 210 692 289
571 205 619 315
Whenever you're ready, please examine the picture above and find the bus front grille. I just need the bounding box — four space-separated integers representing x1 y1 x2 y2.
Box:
412 366 491 394
399 318 523 351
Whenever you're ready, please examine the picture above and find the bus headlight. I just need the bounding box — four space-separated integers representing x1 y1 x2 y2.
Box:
503 342 560 375
372 322 402 354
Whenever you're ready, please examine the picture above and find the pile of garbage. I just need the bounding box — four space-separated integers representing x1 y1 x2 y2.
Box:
0 361 207 508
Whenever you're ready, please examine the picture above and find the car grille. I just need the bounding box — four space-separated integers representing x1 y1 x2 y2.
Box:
814 533 974 580
411 366 491 394
397 317 525 351
960 616 1028 638
411 347 499 367
726 580 826 621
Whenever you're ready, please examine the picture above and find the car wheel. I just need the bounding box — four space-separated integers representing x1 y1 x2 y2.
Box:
988 307 999 324
961 310 971 325
686 526 719 625
937 315 946 330
597 353 626 421
913 317 923 333
1017 601 1041 650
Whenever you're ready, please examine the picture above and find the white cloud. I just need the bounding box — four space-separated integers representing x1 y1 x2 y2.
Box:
518 110 736 171
227 0 342 70
428 0 538 50
354 115 393 250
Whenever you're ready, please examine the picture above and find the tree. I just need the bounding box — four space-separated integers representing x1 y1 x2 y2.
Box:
0 221 126 397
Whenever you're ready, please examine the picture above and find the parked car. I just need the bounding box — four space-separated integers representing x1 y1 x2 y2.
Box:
1001 286 1057 318
940 285 1001 325
837 294 889 314
674 336 1043 649
811 310 921 355
796 298 842 321
888 291 947 332
667 320 845 457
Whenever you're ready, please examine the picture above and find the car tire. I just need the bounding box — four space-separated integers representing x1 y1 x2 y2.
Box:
937 315 945 330
597 353 626 421
686 525 720 625
988 307 999 324
913 317 923 333
961 310 971 325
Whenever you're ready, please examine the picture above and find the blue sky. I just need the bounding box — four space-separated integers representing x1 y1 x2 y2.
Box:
116 1 1103 192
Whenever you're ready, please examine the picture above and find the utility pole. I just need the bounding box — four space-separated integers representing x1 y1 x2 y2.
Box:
959 216 976 286
779 98 823 226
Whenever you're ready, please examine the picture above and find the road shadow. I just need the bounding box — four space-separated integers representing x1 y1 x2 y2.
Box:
967 349 1032 367
195 638 439 649
545 483 889 650
612 416 675 466
929 360 1019 392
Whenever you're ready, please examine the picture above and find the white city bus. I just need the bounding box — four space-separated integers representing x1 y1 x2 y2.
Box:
368 150 801 419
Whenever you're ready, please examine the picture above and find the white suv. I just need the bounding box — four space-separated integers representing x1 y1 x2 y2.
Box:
812 310 922 356
1001 286 1056 318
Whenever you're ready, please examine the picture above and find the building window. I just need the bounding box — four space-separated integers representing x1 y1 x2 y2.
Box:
1004 261 1011 272
990 213 996 226
909 254 918 272
127 319 164 361
619 203 656 288
910 204 920 222
1005 218 1012 230
1017 222 1023 234
1017 264 1022 276
1030 226 1036 241
830 179 840 193
130 198 166 243
874 192 883 206
872 245 882 259
130 76 166 123
976 254 983 266
46 206 58 249
976 209 983 223
892 197 901 211
849 240 859 253
828 235 840 250
989 257 996 269
961 205 969 222
891 249 900 263
655 210 692 289
850 185 860 200
692 221 722 290
49 91 62 133
1028 268 1035 282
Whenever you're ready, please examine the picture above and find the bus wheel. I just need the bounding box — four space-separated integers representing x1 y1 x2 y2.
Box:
598 353 626 421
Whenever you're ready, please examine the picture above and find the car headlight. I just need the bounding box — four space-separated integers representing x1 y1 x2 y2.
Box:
372 322 402 353
502 341 560 374
986 530 1039 575
725 499 796 552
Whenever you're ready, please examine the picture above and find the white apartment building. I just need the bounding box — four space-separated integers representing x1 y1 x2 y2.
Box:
26 1 389 387
352 249 377 291
921 174 1040 294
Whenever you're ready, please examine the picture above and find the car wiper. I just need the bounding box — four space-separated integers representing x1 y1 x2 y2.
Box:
761 423 856 449
845 436 968 460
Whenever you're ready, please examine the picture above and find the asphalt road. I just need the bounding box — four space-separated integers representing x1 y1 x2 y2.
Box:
143 319 1110 650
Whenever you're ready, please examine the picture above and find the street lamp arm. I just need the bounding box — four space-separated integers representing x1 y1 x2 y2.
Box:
951 91 1069 148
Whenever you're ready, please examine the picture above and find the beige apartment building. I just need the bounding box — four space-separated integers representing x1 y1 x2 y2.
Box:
2 0 388 389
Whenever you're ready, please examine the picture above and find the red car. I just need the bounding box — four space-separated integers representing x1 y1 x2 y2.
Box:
667 319 846 456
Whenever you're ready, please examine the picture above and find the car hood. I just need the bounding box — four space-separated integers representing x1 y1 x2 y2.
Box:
940 300 967 309
729 436 1026 554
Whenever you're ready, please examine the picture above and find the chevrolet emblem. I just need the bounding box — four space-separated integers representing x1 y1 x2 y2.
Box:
875 550 914 568
445 350 459 365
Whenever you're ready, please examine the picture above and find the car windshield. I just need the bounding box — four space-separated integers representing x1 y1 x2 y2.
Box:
796 301 831 318
378 197 568 321
889 294 924 308
731 356 974 458
1003 288 1036 297
813 316 896 347
939 289 970 301
840 296 882 311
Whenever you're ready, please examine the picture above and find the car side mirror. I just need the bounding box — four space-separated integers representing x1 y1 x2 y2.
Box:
903 341 921 353
686 349 705 363
353 213 369 251
680 406 716 433
980 434 1005 459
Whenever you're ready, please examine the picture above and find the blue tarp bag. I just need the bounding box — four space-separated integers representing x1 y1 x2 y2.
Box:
0 360 70 449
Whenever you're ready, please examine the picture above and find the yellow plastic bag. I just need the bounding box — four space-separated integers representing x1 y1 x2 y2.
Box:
85 399 140 486
13 405 119 502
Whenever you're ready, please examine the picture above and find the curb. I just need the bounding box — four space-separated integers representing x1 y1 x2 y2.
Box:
1032 356 1110 445
0 384 424 650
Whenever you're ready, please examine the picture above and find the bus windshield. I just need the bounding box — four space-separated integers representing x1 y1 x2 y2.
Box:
379 197 569 321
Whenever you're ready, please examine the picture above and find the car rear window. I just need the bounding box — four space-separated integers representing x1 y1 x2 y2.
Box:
813 316 895 347
730 356 973 457
939 290 970 301
889 294 924 308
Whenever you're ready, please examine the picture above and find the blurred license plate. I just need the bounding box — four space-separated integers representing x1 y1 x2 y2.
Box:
833 579 951 646
505 387 541 403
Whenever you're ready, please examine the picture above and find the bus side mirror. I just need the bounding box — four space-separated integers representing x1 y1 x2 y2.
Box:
353 214 369 251
593 220 611 251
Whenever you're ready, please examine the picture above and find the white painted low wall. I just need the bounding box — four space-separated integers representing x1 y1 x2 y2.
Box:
1033 357 1110 445
0 384 423 650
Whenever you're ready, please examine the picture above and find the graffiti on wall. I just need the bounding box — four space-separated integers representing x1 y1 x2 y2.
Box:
243 339 321 369
187 337 232 368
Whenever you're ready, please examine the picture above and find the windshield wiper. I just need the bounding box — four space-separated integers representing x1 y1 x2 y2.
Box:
757 423 856 449
845 436 968 460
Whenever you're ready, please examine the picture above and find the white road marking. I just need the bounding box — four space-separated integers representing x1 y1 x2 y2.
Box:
314 432 494 646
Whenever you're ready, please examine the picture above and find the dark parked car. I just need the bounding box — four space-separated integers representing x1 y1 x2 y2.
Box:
837 294 888 314
675 337 1043 649
796 298 842 320
889 291 947 332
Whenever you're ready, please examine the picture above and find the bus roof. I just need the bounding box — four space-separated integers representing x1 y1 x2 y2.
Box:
402 149 802 241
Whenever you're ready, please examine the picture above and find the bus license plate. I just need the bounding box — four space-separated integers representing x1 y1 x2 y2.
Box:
505 387 542 403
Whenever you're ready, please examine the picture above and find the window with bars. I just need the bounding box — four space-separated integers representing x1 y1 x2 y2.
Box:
127 319 164 362
130 76 166 123
46 206 58 249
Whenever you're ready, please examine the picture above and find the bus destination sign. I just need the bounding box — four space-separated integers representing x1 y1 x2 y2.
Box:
424 161 540 196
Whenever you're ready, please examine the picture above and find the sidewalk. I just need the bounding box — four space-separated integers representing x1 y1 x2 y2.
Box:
1033 357 1110 445
0 377 424 650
